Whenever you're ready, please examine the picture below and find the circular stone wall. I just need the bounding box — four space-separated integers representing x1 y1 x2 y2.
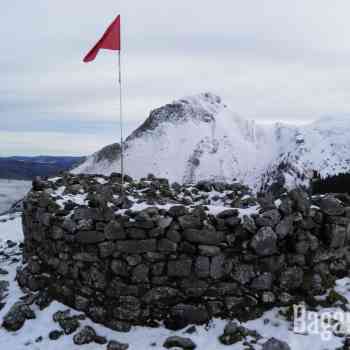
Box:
18 174 350 331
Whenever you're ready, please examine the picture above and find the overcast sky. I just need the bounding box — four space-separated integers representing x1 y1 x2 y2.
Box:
2 0 350 156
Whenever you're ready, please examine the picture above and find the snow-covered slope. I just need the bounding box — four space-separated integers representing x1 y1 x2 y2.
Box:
73 93 350 191
0 179 31 214
261 116 350 191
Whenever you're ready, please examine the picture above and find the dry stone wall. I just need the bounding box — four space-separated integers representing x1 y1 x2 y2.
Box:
18 174 350 331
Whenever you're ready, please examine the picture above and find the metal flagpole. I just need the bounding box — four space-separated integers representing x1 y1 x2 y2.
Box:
118 49 124 189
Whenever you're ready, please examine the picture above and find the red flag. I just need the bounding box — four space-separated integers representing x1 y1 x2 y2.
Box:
83 15 121 63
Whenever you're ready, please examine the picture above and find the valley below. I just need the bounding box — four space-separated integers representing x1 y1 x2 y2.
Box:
0 155 83 214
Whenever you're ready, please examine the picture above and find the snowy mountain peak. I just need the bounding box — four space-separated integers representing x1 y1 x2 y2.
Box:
128 92 225 141
178 92 225 113
73 95 350 192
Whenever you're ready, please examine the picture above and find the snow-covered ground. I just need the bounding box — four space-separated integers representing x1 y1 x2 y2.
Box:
0 214 348 349
0 179 31 214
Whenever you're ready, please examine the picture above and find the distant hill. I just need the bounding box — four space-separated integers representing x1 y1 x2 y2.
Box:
0 156 85 180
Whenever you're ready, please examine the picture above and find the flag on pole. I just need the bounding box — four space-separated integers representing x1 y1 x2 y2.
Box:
82 14 125 188
83 15 121 63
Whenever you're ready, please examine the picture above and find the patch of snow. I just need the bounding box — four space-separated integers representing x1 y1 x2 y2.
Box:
274 199 282 208
96 177 108 185
54 187 88 208
48 177 62 183
206 205 260 217
0 214 23 243
0 179 31 214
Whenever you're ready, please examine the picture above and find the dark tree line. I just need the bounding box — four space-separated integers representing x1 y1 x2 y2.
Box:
312 171 350 194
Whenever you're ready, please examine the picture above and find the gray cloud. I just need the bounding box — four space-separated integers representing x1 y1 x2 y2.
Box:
2 0 350 155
